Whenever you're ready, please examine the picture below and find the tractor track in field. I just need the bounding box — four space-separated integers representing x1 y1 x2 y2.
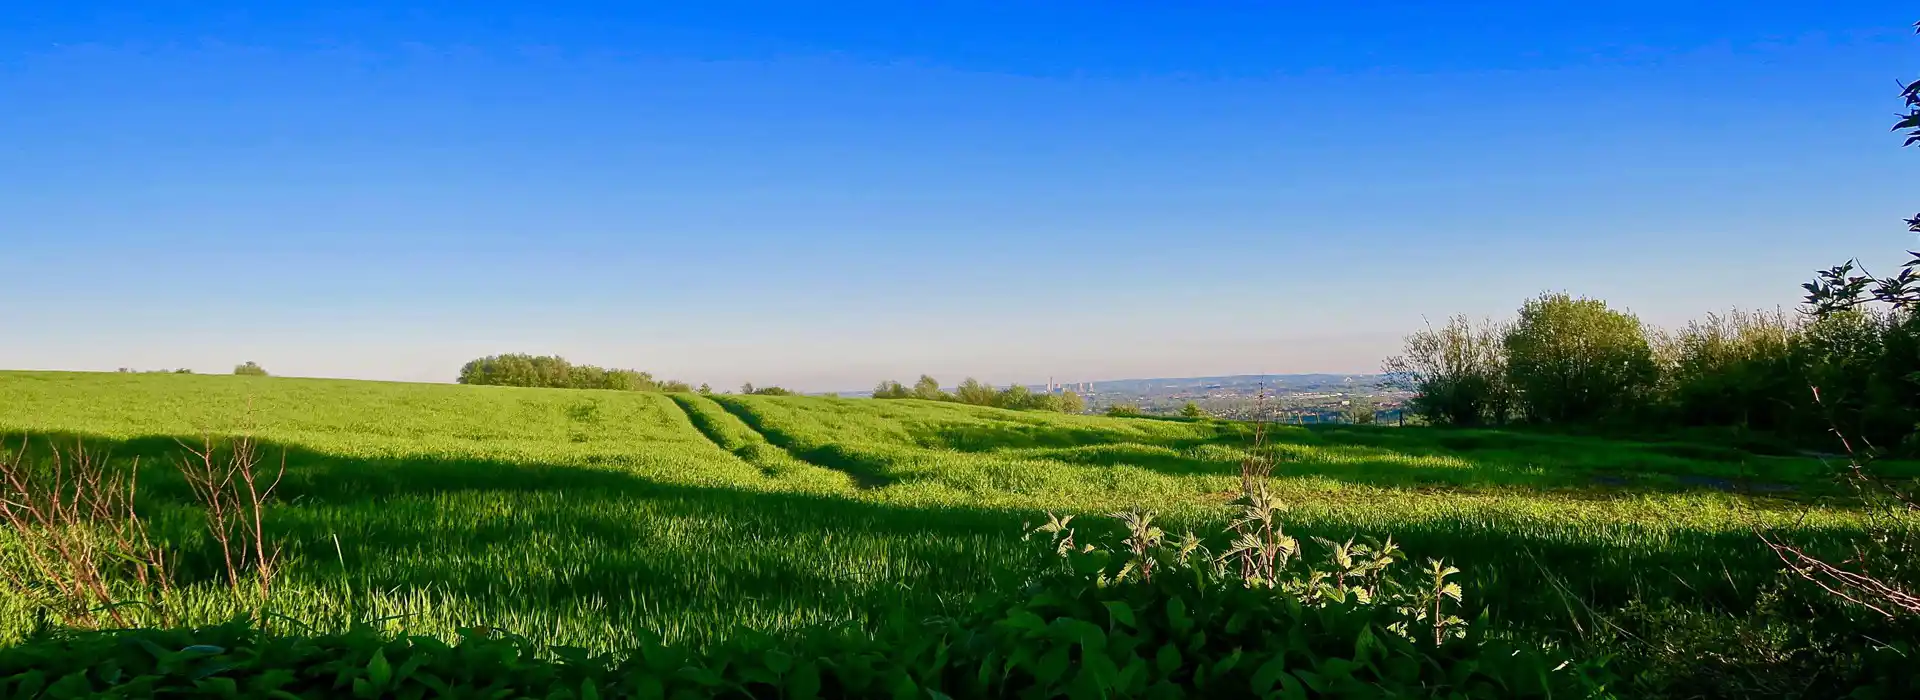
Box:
669 394 890 489
668 393 783 478
704 397 895 490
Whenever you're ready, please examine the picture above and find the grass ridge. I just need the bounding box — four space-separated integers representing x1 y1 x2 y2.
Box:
708 395 895 489
668 393 782 478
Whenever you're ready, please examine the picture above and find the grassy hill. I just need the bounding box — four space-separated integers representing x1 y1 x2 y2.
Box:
0 370 1885 650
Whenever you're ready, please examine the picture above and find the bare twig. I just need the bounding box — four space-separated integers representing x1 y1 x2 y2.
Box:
0 438 172 628
1753 385 1920 618
174 434 286 604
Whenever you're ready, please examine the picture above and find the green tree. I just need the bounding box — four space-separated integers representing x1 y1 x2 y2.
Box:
1026 393 1064 412
1804 22 1920 314
698 383 713 395
1503 293 1657 424
1180 401 1208 419
1106 403 1143 418
1793 310 1888 438
1795 23 1920 447
1342 398 1377 425
1384 316 1511 426
569 364 609 389
1059 391 1086 414
871 380 911 399
912 375 948 401
1656 309 1800 432
955 378 997 406
457 354 681 391
991 384 1034 409
740 382 756 395
232 362 269 377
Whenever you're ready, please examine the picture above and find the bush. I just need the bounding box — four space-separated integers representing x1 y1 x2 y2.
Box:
955 377 997 406
873 376 1084 413
1504 293 1658 424
1059 390 1087 414
1106 403 1143 418
1384 316 1511 426
456 354 689 392
231 362 269 377
1794 310 1892 439
913 375 948 401
1654 309 1800 432
993 513 1615 699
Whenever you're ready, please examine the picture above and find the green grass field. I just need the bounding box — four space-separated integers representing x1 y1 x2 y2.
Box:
0 370 1891 651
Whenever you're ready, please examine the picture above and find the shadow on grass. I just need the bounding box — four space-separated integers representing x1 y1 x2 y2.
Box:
896 419 1836 493
704 398 895 489
0 429 1876 646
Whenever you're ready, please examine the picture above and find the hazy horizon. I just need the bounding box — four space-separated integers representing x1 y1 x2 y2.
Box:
6 2 1916 392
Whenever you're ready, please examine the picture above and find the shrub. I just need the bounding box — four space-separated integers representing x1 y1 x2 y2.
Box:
1059 390 1087 414
1504 293 1658 424
997 513 1615 699
1654 309 1800 432
955 378 997 406
873 376 1084 413
1106 403 1143 418
1180 401 1208 419
456 354 689 392
1383 316 1511 426
1341 398 1376 425
1791 310 1888 439
913 375 948 401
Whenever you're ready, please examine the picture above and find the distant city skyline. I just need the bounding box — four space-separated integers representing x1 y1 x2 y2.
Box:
5 2 1916 391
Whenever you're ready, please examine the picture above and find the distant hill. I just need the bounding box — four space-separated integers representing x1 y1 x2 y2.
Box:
821 373 1388 398
1065 374 1384 395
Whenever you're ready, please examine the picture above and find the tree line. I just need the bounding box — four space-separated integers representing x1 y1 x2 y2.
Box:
1391 57 1920 450
1387 295 1920 448
456 354 692 392
872 375 1086 413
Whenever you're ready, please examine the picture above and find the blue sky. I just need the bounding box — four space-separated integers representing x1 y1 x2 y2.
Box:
2 2 1915 390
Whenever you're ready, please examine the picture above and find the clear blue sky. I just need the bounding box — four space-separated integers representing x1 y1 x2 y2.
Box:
3 2 1915 390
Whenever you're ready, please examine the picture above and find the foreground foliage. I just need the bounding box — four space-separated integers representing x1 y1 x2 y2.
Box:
0 511 1617 699
1 372 1916 696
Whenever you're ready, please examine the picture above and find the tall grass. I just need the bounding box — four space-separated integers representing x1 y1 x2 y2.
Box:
0 370 1903 655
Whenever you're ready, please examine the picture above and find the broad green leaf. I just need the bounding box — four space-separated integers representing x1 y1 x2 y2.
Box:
786 661 822 699
368 648 393 689
46 672 90 700
764 649 794 675
1036 646 1071 685
1250 654 1291 694
1155 643 1183 676
1167 597 1192 635
9 670 46 698
1103 601 1137 630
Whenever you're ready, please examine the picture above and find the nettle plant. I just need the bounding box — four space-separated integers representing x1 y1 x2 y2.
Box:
1005 502 1605 698
1028 507 1466 650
